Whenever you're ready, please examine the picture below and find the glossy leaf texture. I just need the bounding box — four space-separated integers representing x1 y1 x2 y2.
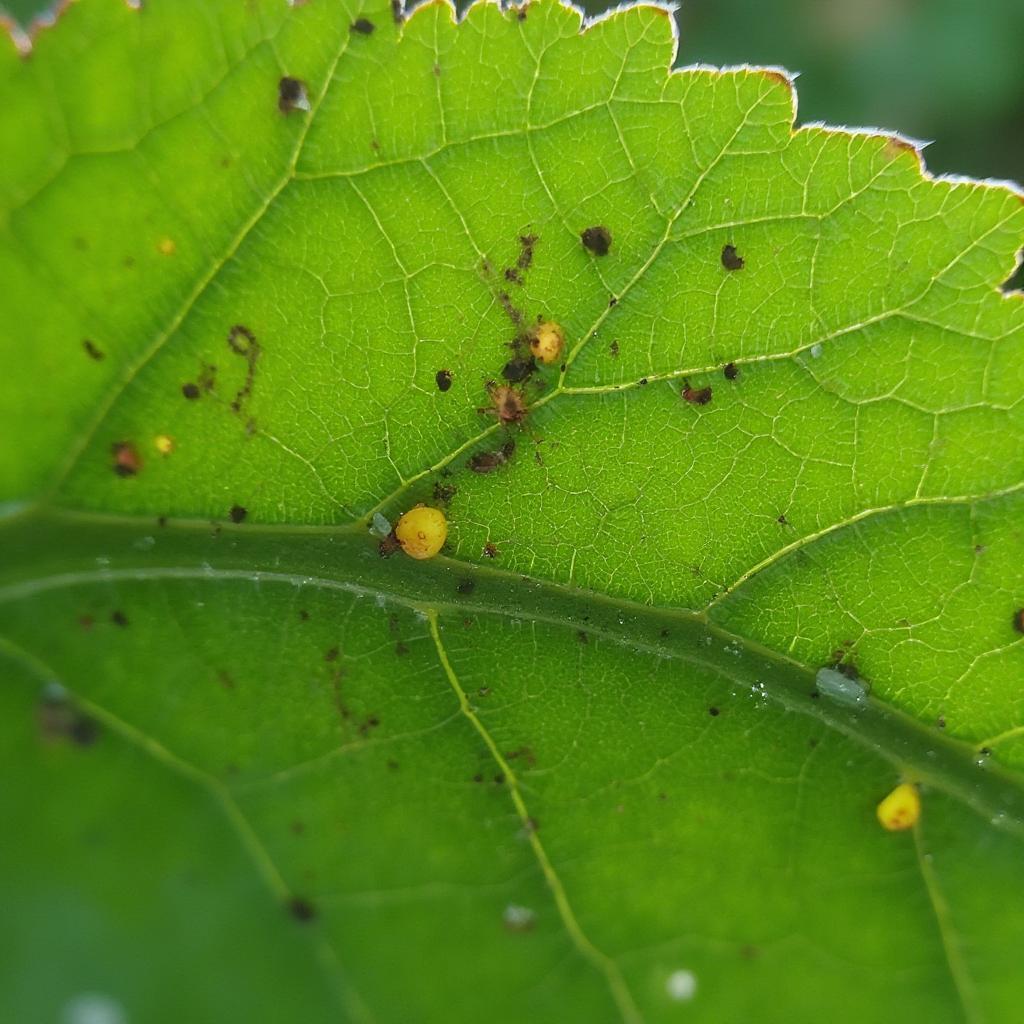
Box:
2 1 1023 1021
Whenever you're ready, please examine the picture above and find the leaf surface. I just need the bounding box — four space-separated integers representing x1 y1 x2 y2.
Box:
2 2 1024 1021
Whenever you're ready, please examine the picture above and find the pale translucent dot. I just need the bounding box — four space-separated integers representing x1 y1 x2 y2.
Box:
369 512 392 538
810 343 823 358
666 968 697 1002
62 993 127 1024
502 904 535 931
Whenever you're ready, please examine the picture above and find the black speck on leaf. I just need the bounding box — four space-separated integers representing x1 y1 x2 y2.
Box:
278 77 309 115
229 504 247 524
111 610 129 627
435 368 453 392
351 17 375 34
723 362 739 380
681 380 713 405
82 339 104 361
501 356 536 383
721 243 745 271
1014 609 1024 634
580 225 612 256
182 382 200 400
288 897 316 922
457 579 475 595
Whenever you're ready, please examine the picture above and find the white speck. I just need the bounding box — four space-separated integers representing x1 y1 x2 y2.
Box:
374 593 387 609
62 993 127 1024
132 535 155 551
42 681 67 702
810 343 823 358
95 557 110 568
369 512 391 538
666 969 697 1002
815 667 867 708
502 904 535 931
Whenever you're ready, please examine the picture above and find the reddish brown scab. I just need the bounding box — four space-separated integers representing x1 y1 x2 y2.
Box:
681 380 713 406
111 441 142 477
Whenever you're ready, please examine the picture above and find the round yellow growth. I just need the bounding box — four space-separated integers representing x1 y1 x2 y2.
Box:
154 434 175 455
395 505 448 560
158 237 176 255
876 782 920 831
530 321 565 364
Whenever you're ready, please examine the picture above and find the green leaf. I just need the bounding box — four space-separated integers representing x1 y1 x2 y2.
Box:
2 1 1023 1021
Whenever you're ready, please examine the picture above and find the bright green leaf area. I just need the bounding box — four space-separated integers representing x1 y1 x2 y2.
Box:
2 1 1023 1021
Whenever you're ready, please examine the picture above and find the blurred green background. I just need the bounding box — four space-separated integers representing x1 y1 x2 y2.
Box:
4 0 1022 281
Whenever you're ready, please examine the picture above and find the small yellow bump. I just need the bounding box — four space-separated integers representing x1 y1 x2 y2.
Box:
394 505 448 560
876 782 920 831
529 321 564 365
158 238 176 255
154 434 175 455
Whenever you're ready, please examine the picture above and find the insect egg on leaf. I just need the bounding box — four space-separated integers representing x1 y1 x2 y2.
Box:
394 504 448 560
529 320 564 365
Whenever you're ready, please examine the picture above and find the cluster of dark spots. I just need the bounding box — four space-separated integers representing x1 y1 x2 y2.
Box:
723 362 739 380
608 296 618 308
479 384 528 425
38 690 99 747
324 646 339 663
181 382 201 400
577 630 589 644
462 616 474 627
1014 608 1024 634
229 504 247 524
468 439 516 474
708 706 720 717
111 610 129 627
505 746 535 767
111 441 142 477
457 579 475 595
435 368 453 392
359 715 380 736
681 379 713 405
503 233 538 287
483 542 499 558
830 654 860 680
609 340 619 358
217 670 235 691
288 897 316 922
350 16 375 34
497 290 524 327
721 243 744 271
432 481 457 506
227 325 260 413
278 77 309 115
82 339 104 361
580 225 612 256
638 377 648 386
395 642 410 656
501 355 536 383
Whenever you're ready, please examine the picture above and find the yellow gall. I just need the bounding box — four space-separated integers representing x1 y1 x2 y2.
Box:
158 238 176 255
529 321 564 365
395 505 448 560
876 782 920 832
154 434 175 455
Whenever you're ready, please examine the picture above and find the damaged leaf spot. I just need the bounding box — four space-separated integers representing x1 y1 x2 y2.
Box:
723 362 739 380
435 368 453 392
227 325 260 413
721 244 745 271
111 441 142 477
395 505 448 560
501 356 536 383
82 339 104 361
38 686 99 747
708 706 720 717
229 504 248 524
351 17 375 34
181 382 201 400
288 897 316 922
502 904 536 932
468 439 515 474
432 481 457 506
580 225 612 256
278 77 310 114
457 579 475 594
681 380 713 406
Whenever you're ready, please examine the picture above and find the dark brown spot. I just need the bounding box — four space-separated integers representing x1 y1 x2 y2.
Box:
229 504 247 524
681 380 713 405
517 234 537 273
157 516 168 528
378 533 401 557
493 773 505 785
111 610 129 627
639 377 648 386
472 772 484 783
1014 608 1024 634
288 897 316 922
182 382 201 400
358 715 380 736
497 290 524 327
608 296 618 307
457 579 475 595
721 244 744 271
610 340 619 358
808 737 819 747
777 514 789 526
278 77 309 114
324 647 339 662
501 356 536 383
480 384 527 425
468 439 515 474
82 339 104 361
227 325 260 413
505 746 535 767
723 362 739 380
387 759 400 771
483 542 498 559
810 690 820 699
350 17 375 34
291 820 305 835
111 441 142 477
515 4 528 20
708 706 720 717
580 225 612 256
435 368 453 392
